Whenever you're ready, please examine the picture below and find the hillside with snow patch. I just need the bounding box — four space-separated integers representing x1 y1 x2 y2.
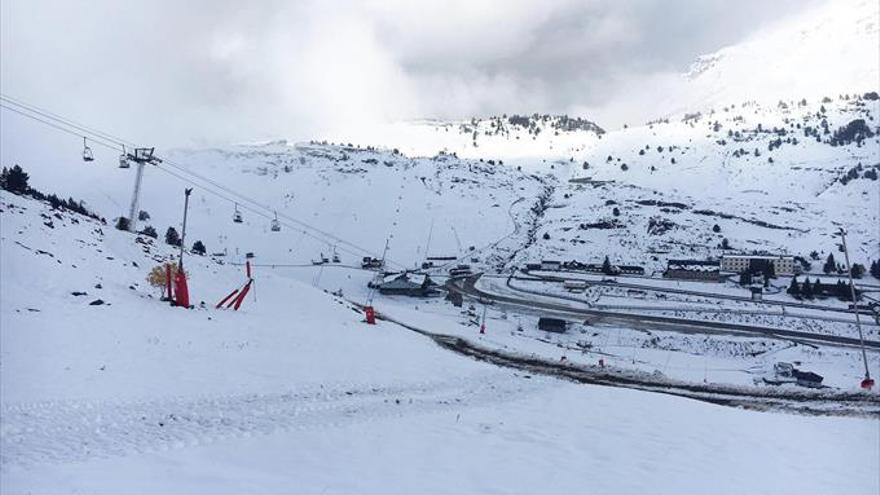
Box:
517 93 879 270
2 186 878 495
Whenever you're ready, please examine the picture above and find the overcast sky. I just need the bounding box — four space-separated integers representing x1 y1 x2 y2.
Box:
1 0 822 146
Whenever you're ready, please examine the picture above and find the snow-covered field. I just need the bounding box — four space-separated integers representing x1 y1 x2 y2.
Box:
2 191 878 494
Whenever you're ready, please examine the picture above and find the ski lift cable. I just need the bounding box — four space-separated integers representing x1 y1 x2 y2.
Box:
0 95 374 257
0 94 133 148
154 161 403 267
1 97 404 268
150 165 374 262
158 158 399 266
2 101 390 265
0 104 124 152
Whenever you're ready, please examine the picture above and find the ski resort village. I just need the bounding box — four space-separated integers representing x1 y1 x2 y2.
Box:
1 0 878 493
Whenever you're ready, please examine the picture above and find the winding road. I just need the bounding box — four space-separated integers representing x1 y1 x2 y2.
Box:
448 275 880 351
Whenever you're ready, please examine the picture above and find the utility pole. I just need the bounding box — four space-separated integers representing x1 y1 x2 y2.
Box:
126 147 162 233
839 228 874 390
380 238 390 270
179 188 193 269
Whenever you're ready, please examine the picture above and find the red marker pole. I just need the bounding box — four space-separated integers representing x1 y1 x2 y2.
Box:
232 280 252 311
216 288 240 309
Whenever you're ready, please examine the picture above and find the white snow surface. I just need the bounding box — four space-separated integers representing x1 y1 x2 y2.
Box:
2 180 879 494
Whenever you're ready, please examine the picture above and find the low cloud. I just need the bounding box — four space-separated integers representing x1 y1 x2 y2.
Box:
1 0 820 145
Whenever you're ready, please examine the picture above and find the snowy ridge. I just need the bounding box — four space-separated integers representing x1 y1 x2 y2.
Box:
674 0 879 116
524 93 880 269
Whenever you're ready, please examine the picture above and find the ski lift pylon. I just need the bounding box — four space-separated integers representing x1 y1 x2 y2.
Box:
82 136 94 162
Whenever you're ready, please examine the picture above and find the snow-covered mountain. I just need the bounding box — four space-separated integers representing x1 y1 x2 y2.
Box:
323 114 605 167
522 93 880 269
667 0 879 119
6 91 877 279
3 138 550 277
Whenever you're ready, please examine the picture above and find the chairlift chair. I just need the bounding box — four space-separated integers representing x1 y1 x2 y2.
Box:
118 145 130 168
233 203 243 223
270 212 281 232
82 137 95 162
331 246 340 263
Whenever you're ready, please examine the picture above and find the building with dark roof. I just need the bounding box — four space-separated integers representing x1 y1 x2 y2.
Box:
663 259 721 282
376 272 437 296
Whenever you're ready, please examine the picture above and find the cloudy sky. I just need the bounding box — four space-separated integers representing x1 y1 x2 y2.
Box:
1 0 822 145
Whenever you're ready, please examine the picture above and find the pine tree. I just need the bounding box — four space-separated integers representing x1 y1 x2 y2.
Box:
602 256 613 275
0 164 30 194
835 280 848 300
802 278 813 298
192 240 206 255
871 260 880 279
115 217 130 231
140 225 158 238
850 263 865 278
165 227 181 247
787 277 800 296
823 253 836 274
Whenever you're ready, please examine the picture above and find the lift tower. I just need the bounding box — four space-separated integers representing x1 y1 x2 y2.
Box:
126 148 162 233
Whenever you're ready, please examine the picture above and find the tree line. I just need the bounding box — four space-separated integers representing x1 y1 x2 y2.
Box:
1 164 105 222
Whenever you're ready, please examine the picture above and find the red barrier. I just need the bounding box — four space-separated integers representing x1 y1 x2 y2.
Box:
218 263 253 311
364 305 376 325
216 288 240 309
232 280 252 311
861 377 875 390
174 269 190 308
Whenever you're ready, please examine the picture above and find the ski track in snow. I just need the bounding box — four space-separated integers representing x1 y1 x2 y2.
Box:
0 370 547 469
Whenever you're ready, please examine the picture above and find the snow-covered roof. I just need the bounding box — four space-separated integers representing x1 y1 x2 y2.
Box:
722 254 793 260
379 272 428 289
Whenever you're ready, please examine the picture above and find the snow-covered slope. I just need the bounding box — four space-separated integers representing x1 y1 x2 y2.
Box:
0 190 476 403
323 114 604 167
3 185 878 495
520 93 880 270
669 0 879 117
8 140 548 275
